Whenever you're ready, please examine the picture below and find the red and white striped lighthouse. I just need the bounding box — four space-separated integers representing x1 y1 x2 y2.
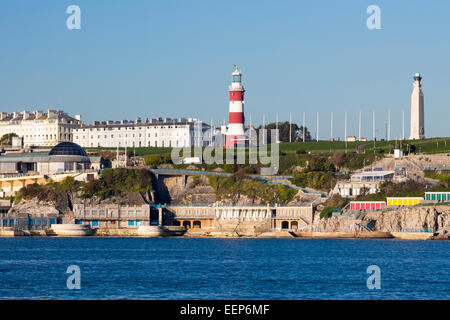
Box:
225 65 246 148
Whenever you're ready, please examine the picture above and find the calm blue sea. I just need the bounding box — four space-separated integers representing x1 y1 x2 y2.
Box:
0 238 448 300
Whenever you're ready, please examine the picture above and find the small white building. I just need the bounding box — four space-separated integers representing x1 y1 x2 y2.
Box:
333 181 380 197
350 170 395 182
333 170 394 198
394 149 404 158
182 157 201 164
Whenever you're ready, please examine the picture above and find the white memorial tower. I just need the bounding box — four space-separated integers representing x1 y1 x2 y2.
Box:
409 73 425 140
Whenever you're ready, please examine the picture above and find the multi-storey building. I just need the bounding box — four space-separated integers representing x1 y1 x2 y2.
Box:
73 117 212 148
0 110 82 147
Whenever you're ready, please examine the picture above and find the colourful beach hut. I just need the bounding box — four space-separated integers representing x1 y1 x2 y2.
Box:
425 192 450 201
386 197 423 206
350 201 386 210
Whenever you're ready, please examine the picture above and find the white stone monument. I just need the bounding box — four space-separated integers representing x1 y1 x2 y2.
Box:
409 73 425 140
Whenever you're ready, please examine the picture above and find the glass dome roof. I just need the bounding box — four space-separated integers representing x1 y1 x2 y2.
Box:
49 142 88 157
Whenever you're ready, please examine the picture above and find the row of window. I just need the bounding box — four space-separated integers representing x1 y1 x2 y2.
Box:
0 126 74 132
75 132 188 140
23 134 71 141
81 139 189 148
77 125 187 132
178 209 209 215
77 220 143 227
80 211 144 216
1 219 56 226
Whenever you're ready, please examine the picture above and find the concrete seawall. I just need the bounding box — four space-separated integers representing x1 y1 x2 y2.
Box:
294 231 393 239
50 224 95 237
0 228 25 237
390 232 435 240
94 226 186 237
1 227 445 240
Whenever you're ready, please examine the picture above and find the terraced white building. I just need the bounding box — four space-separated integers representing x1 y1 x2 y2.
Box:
0 110 82 147
73 117 212 148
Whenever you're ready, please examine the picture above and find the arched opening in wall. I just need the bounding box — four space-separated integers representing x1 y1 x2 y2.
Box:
281 221 289 229
183 221 191 229
172 220 181 226
291 221 298 230
193 220 201 229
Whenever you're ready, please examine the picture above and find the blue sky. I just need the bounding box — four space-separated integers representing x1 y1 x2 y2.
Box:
1 0 449 140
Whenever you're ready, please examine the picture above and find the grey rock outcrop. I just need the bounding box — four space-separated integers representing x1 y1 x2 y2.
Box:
312 205 450 236
9 198 59 215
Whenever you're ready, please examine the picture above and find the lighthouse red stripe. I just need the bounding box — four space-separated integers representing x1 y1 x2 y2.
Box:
229 91 244 101
229 112 244 124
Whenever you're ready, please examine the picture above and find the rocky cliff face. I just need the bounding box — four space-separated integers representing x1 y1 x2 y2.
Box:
9 198 60 215
363 206 450 234
153 175 217 204
73 191 151 206
152 175 317 205
309 205 450 236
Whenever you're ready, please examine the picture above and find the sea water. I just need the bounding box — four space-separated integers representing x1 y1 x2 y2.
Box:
0 238 448 300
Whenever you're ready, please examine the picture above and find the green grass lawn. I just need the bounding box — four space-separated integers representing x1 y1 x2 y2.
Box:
86 137 450 157
279 141 363 154
360 138 450 154
280 138 450 154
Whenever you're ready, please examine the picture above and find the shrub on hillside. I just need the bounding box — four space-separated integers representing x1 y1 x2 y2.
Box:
144 154 171 167
81 168 154 199
323 194 347 209
356 180 426 201
223 164 238 173
208 175 296 204
320 206 334 219
291 171 333 191
305 157 335 172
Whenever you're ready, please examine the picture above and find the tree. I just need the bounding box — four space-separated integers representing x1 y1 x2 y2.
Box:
329 152 346 170
258 122 311 143
306 157 335 172
296 125 312 142
58 176 78 191
0 133 18 146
